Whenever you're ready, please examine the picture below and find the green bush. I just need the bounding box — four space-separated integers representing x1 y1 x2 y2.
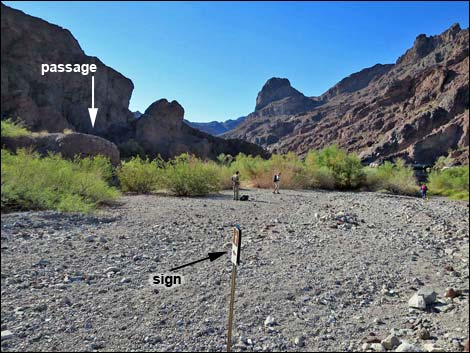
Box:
1 119 29 137
118 139 146 160
1 149 119 212
116 156 163 193
428 166 469 200
162 153 221 196
365 159 419 196
305 145 366 189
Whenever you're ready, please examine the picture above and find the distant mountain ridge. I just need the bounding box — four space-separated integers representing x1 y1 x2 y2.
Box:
185 116 246 136
224 23 469 165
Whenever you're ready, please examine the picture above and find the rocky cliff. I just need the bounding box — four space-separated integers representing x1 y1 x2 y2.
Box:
225 24 469 165
1 3 135 143
1 3 267 160
136 99 268 159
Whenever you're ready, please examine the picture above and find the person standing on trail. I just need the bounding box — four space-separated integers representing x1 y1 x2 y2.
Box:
231 171 240 200
273 172 281 194
421 183 428 199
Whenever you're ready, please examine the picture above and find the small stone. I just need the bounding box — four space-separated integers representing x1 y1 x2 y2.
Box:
409 293 427 310
422 343 445 352
444 288 461 299
417 288 437 304
395 341 422 352
85 235 95 242
90 341 105 350
99 236 107 243
362 343 371 351
104 267 120 274
1 330 14 341
120 277 131 284
264 316 276 327
417 328 430 340
370 343 386 351
381 334 400 350
294 336 305 347
373 318 385 325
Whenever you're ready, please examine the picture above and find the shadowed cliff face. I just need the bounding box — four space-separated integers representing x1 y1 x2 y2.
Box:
225 24 469 165
1 3 268 160
0 3 136 143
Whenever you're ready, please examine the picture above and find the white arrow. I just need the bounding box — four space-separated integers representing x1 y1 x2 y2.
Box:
88 75 98 127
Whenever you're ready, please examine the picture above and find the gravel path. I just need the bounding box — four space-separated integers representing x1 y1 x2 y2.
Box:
1 189 469 352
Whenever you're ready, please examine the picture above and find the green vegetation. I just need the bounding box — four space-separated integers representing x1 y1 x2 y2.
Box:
1 149 120 212
305 145 366 189
2 125 467 213
365 159 419 196
116 156 163 193
1 119 29 137
118 139 146 160
163 154 221 196
117 153 222 196
428 166 469 200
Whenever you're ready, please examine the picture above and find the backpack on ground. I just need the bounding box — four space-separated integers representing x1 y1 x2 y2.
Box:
240 195 249 201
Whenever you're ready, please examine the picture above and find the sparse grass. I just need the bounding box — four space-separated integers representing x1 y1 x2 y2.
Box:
1 149 120 212
428 166 469 200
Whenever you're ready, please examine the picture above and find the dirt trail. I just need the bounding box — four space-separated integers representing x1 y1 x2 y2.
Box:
1 189 469 352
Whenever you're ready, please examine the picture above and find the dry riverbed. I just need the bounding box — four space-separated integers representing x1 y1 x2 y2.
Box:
1 189 469 352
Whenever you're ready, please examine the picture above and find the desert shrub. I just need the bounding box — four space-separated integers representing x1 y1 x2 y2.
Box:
365 159 419 195
1 119 29 137
428 166 469 200
162 153 220 196
75 155 114 182
118 139 146 159
305 146 365 189
116 156 163 193
1 149 119 212
433 155 454 170
229 152 309 189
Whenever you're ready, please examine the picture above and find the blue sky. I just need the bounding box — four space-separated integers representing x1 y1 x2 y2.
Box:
5 1 469 122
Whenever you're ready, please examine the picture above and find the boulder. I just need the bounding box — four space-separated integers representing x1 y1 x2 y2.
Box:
2 132 120 165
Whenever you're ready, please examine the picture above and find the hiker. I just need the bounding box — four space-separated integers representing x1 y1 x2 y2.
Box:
420 183 428 199
273 172 281 194
231 171 240 200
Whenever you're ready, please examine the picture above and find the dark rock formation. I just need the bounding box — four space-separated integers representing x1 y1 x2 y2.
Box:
225 24 469 165
1 3 268 160
136 99 269 159
1 3 135 144
2 132 121 165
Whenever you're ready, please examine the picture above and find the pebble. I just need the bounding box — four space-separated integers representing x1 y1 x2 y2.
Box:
1 330 14 341
381 334 400 350
264 316 276 327
294 335 305 347
409 293 427 310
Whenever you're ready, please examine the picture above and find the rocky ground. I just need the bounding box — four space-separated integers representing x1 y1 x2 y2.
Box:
1 189 469 352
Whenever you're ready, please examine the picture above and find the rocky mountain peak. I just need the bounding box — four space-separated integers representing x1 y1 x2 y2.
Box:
143 99 184 126
255 77 303 111
397 23 467 66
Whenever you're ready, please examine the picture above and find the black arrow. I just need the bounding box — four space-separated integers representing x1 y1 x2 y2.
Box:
169 252 227 272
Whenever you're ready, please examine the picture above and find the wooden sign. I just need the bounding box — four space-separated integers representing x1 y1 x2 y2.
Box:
231 225 242 266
